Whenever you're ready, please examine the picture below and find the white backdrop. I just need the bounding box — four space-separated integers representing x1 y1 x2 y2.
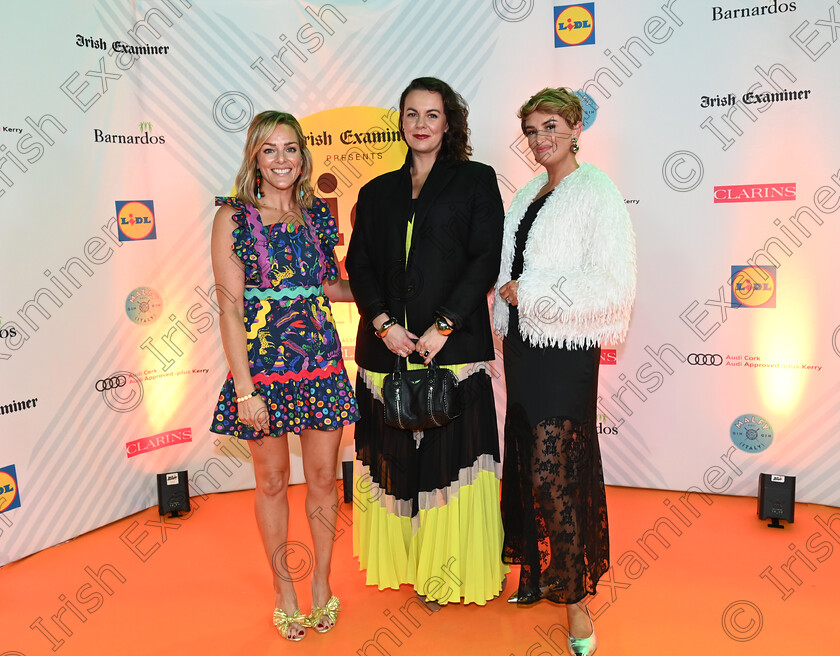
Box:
1 0 839 565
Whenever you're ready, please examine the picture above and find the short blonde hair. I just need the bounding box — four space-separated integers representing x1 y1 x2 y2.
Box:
234 111 315 209
518 87 582 134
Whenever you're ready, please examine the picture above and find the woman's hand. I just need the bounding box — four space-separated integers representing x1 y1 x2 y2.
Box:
237 394 270 433
382 323 419 357
499 280 519 307
415 325 449 365
323 277 353 302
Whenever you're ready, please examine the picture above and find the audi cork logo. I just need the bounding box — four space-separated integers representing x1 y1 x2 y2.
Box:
687 354 723 366
94 371 144 413
94 375 127 391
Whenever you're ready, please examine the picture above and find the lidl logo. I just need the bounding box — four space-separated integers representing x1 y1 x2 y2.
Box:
116 200 156 241
0 464 21 513
731 265 776 309
555 3 595 47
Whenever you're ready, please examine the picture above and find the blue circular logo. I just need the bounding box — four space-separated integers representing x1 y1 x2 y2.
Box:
574 90 598 131
730 414 773 453
125 287 163 324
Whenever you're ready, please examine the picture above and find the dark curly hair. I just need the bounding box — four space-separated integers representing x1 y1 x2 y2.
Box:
398 77 472 162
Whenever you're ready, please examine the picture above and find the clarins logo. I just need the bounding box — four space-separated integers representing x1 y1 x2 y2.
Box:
126 427 192 458
714 183 796 203
600 349 616 365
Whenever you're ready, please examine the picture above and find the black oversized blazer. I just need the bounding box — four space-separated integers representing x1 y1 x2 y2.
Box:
346 153 504 371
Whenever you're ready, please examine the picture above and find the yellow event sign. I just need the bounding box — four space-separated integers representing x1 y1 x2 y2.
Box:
300 106 408 366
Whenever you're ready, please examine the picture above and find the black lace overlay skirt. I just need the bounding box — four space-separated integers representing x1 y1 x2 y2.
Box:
501 312 610 605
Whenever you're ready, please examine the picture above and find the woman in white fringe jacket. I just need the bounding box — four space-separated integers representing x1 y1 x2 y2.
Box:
494 87 636 656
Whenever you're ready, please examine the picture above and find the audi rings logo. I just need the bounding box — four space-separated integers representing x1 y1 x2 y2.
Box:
687 353 723 366
95 371 144 413
95 375 127 391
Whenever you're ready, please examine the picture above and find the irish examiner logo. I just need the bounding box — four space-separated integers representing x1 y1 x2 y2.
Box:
714 183 796 203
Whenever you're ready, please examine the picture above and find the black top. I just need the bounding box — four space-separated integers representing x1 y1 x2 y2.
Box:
346 152 505 371
511 193 549 280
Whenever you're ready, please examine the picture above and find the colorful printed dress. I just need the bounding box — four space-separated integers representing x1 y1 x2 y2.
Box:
210 196 359 439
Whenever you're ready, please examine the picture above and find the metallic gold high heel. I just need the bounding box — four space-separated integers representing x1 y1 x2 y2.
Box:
308 595 341 633
567 604 597 655
272 608 308 641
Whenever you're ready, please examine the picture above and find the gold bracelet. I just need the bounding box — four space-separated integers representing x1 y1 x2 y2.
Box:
235 389 259 403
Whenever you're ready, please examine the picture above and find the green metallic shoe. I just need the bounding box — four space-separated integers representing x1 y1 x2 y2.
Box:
567 605 597 655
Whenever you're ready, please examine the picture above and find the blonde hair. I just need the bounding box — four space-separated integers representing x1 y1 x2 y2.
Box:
518 87 582 133
233 111 314 209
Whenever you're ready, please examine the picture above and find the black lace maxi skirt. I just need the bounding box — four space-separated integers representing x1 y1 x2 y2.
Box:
501 311 609 605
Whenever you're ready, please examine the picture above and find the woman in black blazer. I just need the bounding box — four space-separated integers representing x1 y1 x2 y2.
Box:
346 77 507 607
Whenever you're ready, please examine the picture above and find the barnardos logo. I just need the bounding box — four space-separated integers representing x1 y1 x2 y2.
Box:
0 316 18 339
713 1 796 20
94 122 165 145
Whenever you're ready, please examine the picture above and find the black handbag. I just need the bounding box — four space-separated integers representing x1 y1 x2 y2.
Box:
382 355 461 431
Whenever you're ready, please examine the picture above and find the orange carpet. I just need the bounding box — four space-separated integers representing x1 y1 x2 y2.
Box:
2 484 838 655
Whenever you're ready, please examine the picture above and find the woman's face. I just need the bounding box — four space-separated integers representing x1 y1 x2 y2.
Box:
401 90 448 158
255 123 303 194
523 110 581 170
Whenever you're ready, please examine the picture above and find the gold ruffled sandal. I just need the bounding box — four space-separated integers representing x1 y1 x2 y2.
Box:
272 607 308 642
308 595 341 633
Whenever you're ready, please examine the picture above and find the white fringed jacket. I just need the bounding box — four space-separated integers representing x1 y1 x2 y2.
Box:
494 163 636 349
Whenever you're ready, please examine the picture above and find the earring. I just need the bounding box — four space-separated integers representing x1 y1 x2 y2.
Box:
255 168 262 199
570 137 580 154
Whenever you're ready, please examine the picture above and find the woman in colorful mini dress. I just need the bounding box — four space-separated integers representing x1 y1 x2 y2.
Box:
210 111 359 641
346 77 507 608
495 88 636 655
